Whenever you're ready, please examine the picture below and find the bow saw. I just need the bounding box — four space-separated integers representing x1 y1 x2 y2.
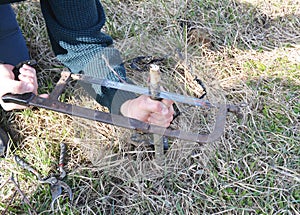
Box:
2 65 241 143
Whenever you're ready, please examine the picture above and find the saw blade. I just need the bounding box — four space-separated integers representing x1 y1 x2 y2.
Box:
71 74 214 108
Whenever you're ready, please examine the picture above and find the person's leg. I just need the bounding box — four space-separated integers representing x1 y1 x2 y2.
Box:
0 4 30 65
0 4 29 156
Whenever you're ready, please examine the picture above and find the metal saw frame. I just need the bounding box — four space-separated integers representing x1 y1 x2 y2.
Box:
2 71 240 143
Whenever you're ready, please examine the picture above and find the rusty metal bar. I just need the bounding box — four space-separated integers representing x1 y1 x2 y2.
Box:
2 72 239 143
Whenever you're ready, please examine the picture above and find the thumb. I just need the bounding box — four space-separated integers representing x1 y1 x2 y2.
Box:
38 94 49 99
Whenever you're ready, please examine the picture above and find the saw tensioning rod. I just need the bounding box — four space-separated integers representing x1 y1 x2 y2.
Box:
2 71 240 143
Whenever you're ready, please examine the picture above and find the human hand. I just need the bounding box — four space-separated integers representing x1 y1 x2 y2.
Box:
120 95 174 127
0 63 38 111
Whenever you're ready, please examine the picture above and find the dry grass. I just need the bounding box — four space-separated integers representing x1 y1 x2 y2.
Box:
1 0 299 214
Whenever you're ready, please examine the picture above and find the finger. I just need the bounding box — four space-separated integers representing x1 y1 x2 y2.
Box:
161 99 174 108
148 115 173 127
38 94 49 98
18 75 35 84
19 64 36 78
20 64 36 73
150 110 174 122
145 97 173 114
18 73 38 94
148 108 174 127
157 102 174 115
19 70 35 79
137 95 163 113
3 79 34 95
148 115 173 124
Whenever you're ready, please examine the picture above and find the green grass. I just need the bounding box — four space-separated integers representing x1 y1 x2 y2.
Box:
0 0 299 214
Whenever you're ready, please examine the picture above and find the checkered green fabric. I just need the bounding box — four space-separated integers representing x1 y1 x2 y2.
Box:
40 0 136 113
4 0 136 113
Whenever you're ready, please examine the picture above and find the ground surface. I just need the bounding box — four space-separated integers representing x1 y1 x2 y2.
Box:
0 0 299 214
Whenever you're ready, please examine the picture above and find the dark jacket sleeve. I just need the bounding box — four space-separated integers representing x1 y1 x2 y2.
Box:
0 0 24 4
39 0 136 114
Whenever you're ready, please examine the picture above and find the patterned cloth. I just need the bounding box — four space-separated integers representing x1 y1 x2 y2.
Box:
2 0 136 113
40 0 136 113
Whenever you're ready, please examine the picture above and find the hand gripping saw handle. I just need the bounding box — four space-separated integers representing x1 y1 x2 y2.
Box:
2 71 241 143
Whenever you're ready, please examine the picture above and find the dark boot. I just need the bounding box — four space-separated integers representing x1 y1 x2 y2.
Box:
0 127 9 157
